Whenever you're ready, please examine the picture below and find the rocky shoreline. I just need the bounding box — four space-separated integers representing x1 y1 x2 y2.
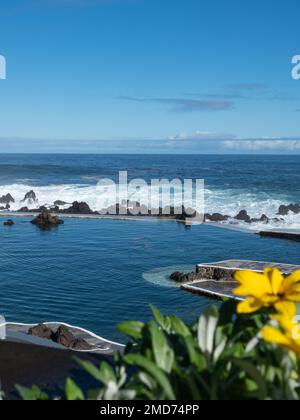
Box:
1 189 300 227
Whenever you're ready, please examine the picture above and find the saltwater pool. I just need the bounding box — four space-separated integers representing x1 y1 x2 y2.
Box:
1 217 299 342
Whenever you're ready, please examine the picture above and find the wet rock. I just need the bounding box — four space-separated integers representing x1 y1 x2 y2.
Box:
278 204 300 216
17 207 30 212
21 190 37 204
71 338 92 351
54 200 67 206
3 219 14 226
251 214 270 224
0 193 15 204
0 204 10 210
235 210 251 223
205 213 230 222
52 325 74 347
171 267 237 283
52 325 91 350
28 324 54 340
170 271 202 283
271 217 284 223
31 210 64 229
63 201 93 215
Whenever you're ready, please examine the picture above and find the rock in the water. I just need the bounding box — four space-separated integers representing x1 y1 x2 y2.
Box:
71 338 92 351
18 206 30 212
278 204 300 216
52 325 91 350
0 204 10 210
3 219 14 226
251 214 270 224
171 267 236 283
0 193 15 204
63 201 93 214
205 213 230 222
31 210 64 229
170 271 202 283
28 323 91 350
54 200 67 206
22 190 37 204
234 210 251 223
52 325 74 347
28 324 54 340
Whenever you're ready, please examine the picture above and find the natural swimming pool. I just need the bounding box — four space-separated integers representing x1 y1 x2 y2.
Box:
1 217 300 342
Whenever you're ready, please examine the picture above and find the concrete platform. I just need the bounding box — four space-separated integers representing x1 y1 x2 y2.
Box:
182 260 300 300
258 231 300 243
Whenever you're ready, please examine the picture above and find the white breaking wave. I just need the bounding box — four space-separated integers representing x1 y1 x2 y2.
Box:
0 183 299 231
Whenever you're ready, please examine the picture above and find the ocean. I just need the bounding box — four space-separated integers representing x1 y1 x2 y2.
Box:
0 154 299 341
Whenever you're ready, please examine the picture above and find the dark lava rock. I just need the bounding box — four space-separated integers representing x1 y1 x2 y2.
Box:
52 325 74 347
3 219 14 226
278 204 300 216
54 200 67 206
22 190 37 204
28 324 54 340
235 210 251 223
170 271 202 283
50 205 60 212
18 207 30 212
63 201 93 215
31 210 64 229
175 206 199 221
52 325 91 350
251 214 270 224
71 338 92 351
0 193 15 204
205 213 230 222
171 267 237 283
0 204 10 210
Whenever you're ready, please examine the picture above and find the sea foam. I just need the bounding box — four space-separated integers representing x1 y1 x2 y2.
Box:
0 183 299 231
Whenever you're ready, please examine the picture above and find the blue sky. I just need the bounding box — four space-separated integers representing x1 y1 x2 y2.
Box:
0 0 300 153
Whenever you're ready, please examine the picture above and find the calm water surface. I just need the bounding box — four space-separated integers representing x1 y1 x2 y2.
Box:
1 217 299 342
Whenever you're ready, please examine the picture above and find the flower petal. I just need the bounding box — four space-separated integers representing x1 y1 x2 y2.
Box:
233 285 251 297
237 297 263 314
234 270 271 298
261 326 292 347
274 301 297 317
287 293 300 302
265 268 284 295
283 270 300 289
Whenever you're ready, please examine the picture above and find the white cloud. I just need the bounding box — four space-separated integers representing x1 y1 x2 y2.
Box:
169 131 233 141
224 139 300 151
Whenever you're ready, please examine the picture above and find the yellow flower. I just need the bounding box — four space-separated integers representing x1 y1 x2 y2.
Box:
233 268 300 315
262 314 300 356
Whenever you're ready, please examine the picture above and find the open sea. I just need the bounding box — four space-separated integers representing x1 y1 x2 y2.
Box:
0 154 300 342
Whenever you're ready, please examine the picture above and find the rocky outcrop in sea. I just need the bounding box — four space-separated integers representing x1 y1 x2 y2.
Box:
31 210 64 229
28 324 92 351
0 189 298 228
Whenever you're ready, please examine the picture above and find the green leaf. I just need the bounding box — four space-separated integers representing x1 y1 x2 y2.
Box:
148 320 174 373
182 335 207 371
150 305 166 327
232 360 268 399
169 315 191 337
124 354 176 400
15 385 48 401
65 378 84 401
198 306 219 355
75 358 116 385
117 321 144 340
